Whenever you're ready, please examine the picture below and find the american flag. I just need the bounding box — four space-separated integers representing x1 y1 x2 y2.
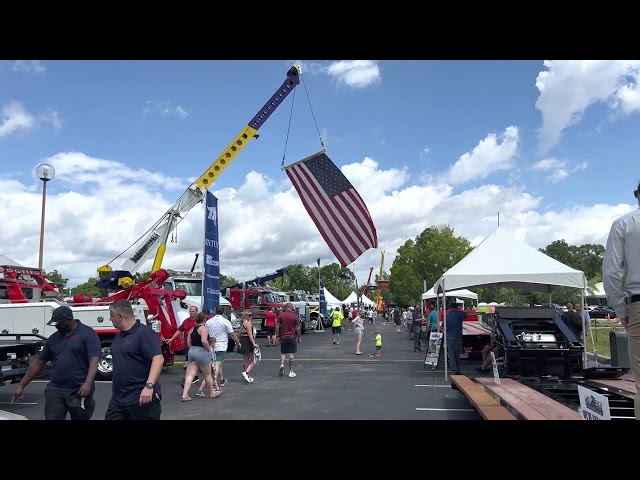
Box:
284 151 377 267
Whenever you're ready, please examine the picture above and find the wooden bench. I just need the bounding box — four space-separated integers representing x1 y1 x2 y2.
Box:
450 375 516 420
475 377 583 420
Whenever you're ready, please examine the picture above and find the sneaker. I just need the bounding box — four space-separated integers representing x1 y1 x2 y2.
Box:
241 371 252 383
220 378 228 387
279 364 284 377
248 377 254 382
193 376 200 383
288 371 297 378
195 390 206 397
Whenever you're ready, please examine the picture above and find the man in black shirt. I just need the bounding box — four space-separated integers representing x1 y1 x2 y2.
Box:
105 299 164 420
11 305 101 420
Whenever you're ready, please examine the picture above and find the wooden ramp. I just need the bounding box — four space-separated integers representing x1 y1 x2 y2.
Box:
590 378 637 395
450 375 516 420
475 377 583 420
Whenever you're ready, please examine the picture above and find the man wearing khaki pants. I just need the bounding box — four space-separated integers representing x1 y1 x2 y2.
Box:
603 180 640 420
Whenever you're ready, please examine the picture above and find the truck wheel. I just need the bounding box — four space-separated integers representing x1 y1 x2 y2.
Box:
97 339 114 381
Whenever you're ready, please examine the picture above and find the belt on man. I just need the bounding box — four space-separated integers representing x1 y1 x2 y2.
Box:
631 294 640 303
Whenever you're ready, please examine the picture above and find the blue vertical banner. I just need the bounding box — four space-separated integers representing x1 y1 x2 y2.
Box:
203 191 220 312
318 258 326 316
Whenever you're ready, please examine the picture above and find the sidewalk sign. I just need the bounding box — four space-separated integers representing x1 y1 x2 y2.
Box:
490 351 500 385
577 385 611 420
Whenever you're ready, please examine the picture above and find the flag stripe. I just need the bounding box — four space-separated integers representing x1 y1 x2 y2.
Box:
332 194 372 252
344 189 377 247
294 164 365 264
286 165 353 266
336 190 376 249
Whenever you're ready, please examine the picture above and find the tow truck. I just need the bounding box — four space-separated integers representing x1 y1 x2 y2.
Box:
0 65 304 382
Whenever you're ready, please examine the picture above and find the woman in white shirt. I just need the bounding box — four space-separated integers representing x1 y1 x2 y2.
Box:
352 310 364 355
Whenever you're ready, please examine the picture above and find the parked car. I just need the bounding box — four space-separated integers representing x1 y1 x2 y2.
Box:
588 307 617 320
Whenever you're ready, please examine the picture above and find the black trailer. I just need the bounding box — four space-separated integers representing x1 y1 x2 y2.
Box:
0 334 46 386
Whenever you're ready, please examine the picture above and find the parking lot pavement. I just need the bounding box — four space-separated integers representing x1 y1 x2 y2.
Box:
0 320 481 420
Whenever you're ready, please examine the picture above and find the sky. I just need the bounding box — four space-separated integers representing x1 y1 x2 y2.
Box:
1 59 639 291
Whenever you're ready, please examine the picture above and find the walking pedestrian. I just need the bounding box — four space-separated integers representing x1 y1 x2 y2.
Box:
445 302 467 375
238 311 259 383
276 302 301 378
104 299 164 420
196 304 241 393
603 181 640 419
182 312 220 401
352 310 364 355
11 305 101 420
329 306 343 345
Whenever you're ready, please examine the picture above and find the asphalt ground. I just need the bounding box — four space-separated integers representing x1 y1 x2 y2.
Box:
0 320 484 420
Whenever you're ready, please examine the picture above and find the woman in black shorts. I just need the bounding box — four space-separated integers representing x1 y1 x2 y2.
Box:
238 311 258 383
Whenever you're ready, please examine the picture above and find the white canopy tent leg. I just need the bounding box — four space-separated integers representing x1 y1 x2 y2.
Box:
581 276 587 369
443 287 448 382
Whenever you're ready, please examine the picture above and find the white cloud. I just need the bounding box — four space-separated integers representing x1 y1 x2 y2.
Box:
0 145 632 290
436 126 520 186
10 60 46 74
0 101 62 138
295 60 381 89
535 60 640 154
419 147 431 162
0 101 35 137
532 158 564 171
143 100 189 119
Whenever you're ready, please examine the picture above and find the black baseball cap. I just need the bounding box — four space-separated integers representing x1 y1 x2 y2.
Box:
47 305 74 326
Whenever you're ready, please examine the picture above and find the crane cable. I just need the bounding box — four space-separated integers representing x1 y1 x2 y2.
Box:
280 70 326 168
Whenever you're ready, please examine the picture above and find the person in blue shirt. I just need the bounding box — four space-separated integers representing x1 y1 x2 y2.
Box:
11 305 101 420
445 302 468 375
105 299 164 420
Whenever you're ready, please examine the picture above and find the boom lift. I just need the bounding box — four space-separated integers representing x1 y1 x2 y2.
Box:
375 250 387 311
93 65 302 367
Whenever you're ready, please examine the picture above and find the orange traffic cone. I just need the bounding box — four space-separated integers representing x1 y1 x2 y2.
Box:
607 313 611 322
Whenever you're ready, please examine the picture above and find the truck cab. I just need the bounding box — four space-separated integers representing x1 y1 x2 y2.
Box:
224 287 284 334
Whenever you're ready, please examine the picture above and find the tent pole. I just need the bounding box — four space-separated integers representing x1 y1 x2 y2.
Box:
443 285 448 382
581 275 587 368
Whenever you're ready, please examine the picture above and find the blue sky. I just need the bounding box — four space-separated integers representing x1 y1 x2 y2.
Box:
1 60 639 289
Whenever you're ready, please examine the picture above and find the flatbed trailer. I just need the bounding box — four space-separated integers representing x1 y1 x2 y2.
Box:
454 375 636 420
0 333 46 386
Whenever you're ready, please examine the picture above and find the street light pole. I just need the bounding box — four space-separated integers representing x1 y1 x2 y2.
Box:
36 163 56 270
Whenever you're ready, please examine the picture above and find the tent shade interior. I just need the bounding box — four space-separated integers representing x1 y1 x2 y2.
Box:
323 288 343 308
343 291 376 306
434 227 586 294
422 288 478 301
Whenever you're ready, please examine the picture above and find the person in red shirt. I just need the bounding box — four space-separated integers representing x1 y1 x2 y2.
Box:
166 306 199 386
264 307 277 346
276 303 301 378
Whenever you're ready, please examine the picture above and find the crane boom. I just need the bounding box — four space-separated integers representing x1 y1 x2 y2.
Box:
98 65 302 287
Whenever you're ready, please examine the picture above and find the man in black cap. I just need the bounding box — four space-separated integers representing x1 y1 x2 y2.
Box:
11 305 101 420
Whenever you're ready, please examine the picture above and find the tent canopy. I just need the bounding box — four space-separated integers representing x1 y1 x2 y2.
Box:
434 226 586 294
343 291 376 306
422 287 478 301
323 287 343 308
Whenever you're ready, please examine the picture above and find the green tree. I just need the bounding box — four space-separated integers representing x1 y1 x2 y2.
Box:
45 269 68 287
389 225 472 306
219 274 239 287
73 278 102 298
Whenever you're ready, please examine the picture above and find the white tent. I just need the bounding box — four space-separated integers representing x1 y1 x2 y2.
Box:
422 287 478 301
323 287 343 309
433 226 586 380
343 291 376 306
434 227 585 294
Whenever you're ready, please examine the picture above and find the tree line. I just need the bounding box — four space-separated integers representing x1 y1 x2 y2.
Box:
45 226 606 307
